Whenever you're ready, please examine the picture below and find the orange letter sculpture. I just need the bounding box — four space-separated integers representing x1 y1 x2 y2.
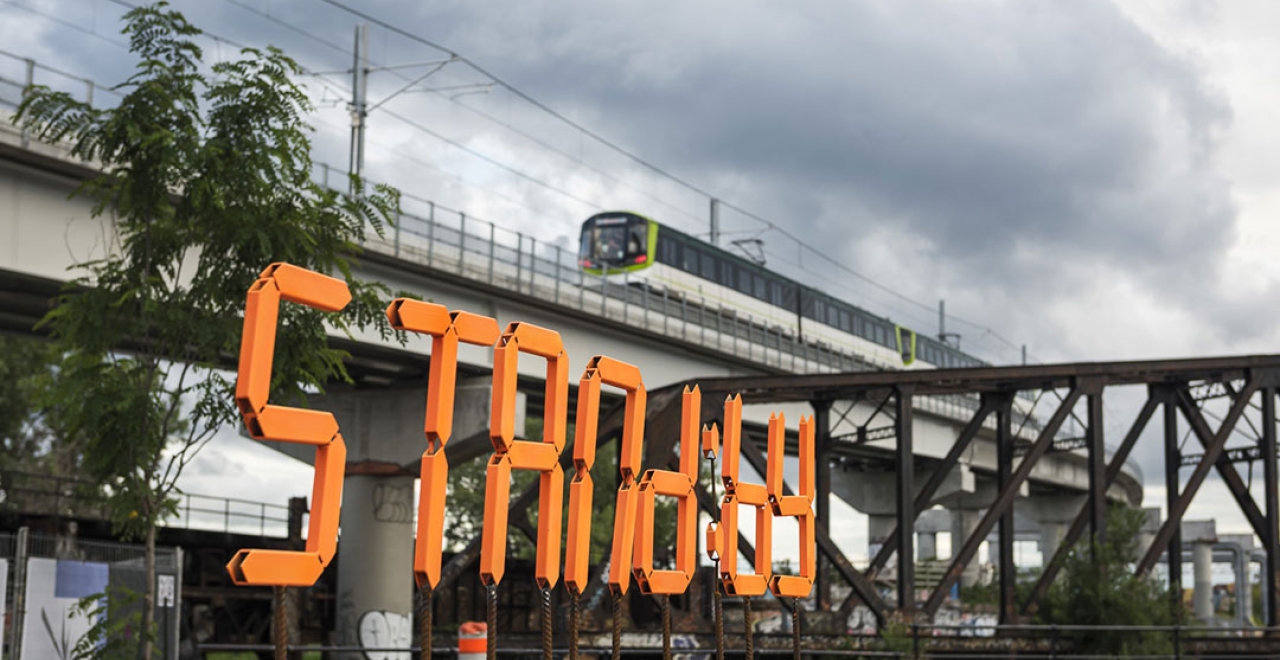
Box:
386 299 500 589
227 263 349 587
767 414 816 598
633 386 700 594
565 356 647 596
480 323 568 588
715 395 772 596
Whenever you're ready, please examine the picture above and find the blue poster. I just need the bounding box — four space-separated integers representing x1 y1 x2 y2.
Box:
53 560 109 599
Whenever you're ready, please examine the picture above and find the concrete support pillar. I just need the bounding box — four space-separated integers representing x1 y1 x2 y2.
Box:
1040 521 1067 564
1193 540 1214 623
337 473 416 655
869 514 897 567
950 508 981 587
918 532 937 561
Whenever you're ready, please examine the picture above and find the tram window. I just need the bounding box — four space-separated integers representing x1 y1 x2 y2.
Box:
838 310 850 332
769 282 783 307
736 267 752 295
682 246 699 273
701 252 717 280
802 296 818 320
721 261 736 289
780 284 796 310
753 273 766 300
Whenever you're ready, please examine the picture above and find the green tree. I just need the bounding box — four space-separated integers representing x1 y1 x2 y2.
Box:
1035 506 1176 657
14 4 399 658
0 336 81 478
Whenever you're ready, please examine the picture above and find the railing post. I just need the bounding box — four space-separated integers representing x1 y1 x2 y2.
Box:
21 59 34 149
487 221 496 284
698 296 705 345
681 296 688 340
716 306 722 351
554 245 562 304
427 202 436 266
458 212 467 275
515 232 524 289
600 270 608 316
1173 623 1181 660
529 236 537 295
662 287 669 334
394 211 401 257
642 279 649 329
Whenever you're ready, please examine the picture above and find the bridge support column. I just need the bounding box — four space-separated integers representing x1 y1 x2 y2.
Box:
336 472 416 655
950 508 982 588
868 515 898 571
918 532 937 561
1023 495 1087 566
1193 540 1214 623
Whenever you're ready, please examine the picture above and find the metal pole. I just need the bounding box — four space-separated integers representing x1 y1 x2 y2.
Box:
812 399 832 610
938 300 945 341
1164 387 1183 617
896 385 915 616
710 198 720 246
11 526 29 660
996 394 1016 624
1086 384 1107 549
349 24 369 196
1262 385 1279 627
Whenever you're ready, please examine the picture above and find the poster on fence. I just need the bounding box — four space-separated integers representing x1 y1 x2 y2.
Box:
0 558 7 650
20 557 109 660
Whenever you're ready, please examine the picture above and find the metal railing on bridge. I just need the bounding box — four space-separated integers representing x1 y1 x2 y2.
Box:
0 470 291 538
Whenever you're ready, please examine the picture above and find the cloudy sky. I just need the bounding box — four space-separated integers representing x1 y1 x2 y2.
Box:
3 0 1279 562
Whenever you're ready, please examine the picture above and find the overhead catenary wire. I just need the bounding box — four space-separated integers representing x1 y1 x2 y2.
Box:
312 0 1030 362
212 0 706 227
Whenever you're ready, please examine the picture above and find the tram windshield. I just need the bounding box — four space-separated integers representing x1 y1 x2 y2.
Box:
579 214 647 267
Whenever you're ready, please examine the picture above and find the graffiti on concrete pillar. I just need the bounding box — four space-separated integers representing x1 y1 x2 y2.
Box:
372 482 414 523
358 610 411 660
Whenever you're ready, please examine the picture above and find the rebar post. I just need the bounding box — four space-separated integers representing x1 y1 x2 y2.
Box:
274 586 287 660
420 587 433 660
486 584 497 660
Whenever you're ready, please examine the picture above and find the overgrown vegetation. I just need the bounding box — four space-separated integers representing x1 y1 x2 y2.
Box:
14 3 400 657
1034 506 1177 657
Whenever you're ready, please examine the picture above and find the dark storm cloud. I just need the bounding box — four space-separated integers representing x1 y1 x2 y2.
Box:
365 1 1236 333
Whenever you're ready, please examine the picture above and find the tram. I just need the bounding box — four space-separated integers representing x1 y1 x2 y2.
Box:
578 211 982 370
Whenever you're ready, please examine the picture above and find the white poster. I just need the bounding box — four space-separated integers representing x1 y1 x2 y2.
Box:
20 557 109 660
